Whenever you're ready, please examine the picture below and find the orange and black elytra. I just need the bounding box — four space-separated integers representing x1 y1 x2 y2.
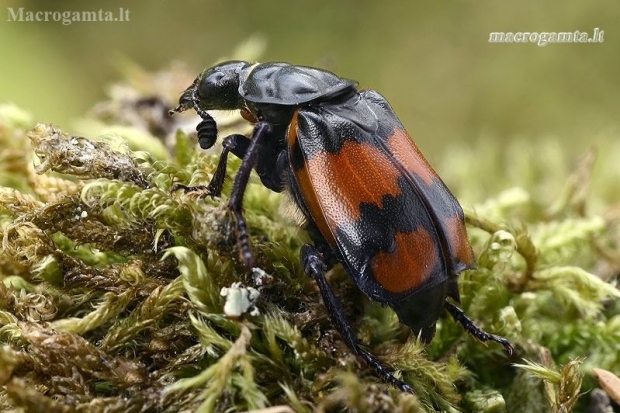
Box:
170 61 514 393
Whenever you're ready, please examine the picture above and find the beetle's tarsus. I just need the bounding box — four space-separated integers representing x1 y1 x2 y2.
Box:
301 244 415 394
444 301 515 356
171 183 214 198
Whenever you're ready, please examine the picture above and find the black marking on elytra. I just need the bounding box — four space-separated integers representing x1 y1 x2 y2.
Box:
290 135 306 171
333 176 447 298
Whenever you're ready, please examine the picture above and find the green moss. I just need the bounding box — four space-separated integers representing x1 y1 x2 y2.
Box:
1 51 619 412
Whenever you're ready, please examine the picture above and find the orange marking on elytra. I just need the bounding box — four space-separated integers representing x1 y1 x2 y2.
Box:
371 228 439 293
288 112 408 245
444 215 475 267
387 128 436 186
304 140 403 229
288 111 336 245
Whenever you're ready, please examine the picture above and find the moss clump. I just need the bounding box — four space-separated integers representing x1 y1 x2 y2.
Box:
1 47 619 412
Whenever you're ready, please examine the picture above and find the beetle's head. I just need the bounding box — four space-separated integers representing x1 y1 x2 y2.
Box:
170 61 250 119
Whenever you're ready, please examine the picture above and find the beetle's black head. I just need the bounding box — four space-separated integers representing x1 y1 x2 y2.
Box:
170 61 251 119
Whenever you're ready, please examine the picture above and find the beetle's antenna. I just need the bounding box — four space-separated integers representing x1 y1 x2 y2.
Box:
189 83 211 120
168 74 210 120
168 102 190 116
168 81 196 115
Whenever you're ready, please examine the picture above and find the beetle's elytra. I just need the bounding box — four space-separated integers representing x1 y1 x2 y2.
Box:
170 61 514 393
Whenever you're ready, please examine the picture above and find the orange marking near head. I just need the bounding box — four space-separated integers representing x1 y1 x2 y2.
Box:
386 128 436 186
240 107 258 123
371 228 439 293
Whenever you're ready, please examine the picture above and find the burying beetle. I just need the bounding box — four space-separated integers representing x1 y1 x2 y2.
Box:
170 61 513 393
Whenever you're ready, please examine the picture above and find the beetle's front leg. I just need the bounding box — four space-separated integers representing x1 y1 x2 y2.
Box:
301 244 414 394
228 121 273 268
173 116 251 198
202 133 251 198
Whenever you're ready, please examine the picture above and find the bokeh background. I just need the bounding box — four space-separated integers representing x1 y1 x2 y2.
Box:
1 0 618 162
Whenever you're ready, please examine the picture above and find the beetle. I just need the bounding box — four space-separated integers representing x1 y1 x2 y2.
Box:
170 61 514 393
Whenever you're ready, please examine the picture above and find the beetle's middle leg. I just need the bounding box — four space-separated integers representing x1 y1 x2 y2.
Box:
300 244 414 394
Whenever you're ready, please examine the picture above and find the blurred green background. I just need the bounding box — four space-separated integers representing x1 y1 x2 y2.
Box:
0 0 618 159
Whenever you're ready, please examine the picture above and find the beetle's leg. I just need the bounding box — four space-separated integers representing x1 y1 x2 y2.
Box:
202 133 251 198
228 121 272 269
444 301 514 356
173 130 250 198
301 244 414 394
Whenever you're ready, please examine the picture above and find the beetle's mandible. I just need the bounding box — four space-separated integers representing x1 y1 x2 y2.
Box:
170 61 514 393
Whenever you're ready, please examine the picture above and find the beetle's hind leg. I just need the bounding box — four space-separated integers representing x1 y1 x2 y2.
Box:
301 244 414 394
444 301 514 356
